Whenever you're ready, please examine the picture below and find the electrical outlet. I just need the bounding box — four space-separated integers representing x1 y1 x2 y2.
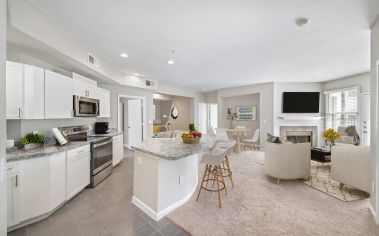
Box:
137 156 142 165
179 175 184 185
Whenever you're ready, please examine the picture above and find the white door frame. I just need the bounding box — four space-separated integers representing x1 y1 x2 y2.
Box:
117 94 147 145
374 60 379 223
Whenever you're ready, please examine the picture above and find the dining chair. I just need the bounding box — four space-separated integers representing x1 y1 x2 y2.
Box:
242 128 260 150
207 126 216 136
215 128 230 142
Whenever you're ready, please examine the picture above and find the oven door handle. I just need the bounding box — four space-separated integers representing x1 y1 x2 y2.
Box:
93 140 112 148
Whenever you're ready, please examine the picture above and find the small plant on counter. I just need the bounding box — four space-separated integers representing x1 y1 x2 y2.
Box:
189 123 196 133
20 133 45 149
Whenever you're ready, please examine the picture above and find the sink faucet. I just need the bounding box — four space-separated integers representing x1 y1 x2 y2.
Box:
165 120 172 132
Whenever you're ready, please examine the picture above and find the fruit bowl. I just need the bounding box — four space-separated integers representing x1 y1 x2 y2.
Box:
182 130 202 144
182 136 201 144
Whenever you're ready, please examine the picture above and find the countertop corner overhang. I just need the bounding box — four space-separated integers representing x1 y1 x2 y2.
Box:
132 136 214 160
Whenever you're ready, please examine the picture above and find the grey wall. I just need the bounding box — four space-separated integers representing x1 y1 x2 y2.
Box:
153 100 172 125
0 0 7 234
223 94 260 138
324 73 370 93
371 17 379 219
172 96 194 130
217 83 275 148
6 117 109 140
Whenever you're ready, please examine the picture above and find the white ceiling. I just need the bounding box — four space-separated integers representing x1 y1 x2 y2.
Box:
24 0 379 90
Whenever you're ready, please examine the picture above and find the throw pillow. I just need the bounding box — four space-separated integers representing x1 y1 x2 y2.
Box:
267 133 282 144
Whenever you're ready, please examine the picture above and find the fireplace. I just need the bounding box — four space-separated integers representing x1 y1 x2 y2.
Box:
280 126 318 147
286 131 312 145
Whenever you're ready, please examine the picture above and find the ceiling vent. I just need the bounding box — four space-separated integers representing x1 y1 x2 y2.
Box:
87 53 99 68
145 80 155 87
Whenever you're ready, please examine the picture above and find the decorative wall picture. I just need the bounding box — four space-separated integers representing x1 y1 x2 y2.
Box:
236 106 256 121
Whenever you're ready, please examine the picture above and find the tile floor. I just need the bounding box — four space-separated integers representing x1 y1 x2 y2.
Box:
9 149 189 236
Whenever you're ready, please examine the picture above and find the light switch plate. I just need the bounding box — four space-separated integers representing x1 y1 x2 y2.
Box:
179 175 184 185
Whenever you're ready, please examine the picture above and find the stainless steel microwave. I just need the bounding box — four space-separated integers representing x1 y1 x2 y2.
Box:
73 95 100 117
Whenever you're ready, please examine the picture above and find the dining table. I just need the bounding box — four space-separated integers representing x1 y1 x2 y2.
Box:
226 128 252 153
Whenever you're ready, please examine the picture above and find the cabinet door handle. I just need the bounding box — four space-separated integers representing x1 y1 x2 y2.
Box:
18 108 21 118
15 175 18 187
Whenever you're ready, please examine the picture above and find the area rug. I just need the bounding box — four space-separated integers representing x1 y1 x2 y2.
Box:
167 151 379 236
303 161 369 202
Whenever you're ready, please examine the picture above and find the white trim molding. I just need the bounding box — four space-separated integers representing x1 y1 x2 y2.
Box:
132 181 198 221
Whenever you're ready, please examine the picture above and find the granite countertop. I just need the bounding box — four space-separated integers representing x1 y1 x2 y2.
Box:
6 135 113 162
132 135 214 160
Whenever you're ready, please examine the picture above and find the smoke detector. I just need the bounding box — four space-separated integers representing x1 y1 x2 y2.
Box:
295 18 309 27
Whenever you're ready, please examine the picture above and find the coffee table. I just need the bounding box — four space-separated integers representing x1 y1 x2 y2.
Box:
311 148 331 168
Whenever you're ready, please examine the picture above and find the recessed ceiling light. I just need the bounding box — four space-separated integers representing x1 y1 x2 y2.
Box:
167 60 175 65
295 17 309 27
134 73 139 76
120 53 128 58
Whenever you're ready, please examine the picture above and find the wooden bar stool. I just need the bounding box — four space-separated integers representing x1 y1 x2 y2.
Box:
213 140 236 188
196 148 228 208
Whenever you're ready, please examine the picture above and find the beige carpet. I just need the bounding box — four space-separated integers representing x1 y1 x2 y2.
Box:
167 151 379 236
303 161 369 202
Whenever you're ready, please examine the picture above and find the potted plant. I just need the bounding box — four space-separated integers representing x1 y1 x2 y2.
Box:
323 128 341 150
226 109 238 129
20 133 45 150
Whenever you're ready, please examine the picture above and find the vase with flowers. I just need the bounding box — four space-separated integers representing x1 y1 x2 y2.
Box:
226 108 238 129
323 128 341 151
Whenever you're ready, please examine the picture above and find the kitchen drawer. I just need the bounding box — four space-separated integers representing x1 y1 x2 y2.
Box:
7 162 20 174
67 145 90 157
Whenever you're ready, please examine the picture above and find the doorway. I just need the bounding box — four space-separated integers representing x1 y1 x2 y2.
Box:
118 95 147 148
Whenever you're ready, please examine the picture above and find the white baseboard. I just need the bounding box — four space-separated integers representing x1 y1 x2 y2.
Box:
132 180 198 221
369 204 378 224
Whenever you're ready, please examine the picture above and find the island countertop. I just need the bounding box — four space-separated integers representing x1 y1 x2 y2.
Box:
132 136 214 160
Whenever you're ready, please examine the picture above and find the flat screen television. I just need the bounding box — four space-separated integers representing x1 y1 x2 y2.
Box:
282 92 320 113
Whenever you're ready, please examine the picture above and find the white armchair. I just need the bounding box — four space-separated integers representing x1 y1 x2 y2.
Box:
331 145 371 193
265 142 311 183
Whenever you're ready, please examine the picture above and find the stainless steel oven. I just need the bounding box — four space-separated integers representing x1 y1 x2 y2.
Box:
90 137 113 187
73 95 100 117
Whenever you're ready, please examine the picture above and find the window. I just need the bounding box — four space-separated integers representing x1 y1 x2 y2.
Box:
207 104 218 129
325 88 358 129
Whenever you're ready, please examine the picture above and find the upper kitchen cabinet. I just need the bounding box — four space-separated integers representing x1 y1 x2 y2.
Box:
45 70 73 119
94 87 111 118
6 61 45 119
72 73 98 98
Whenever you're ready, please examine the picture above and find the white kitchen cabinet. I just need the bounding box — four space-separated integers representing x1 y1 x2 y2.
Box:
112 134 124 166
94 87 111 118
50 152 66 210
21 156 51 221
6 163 21 227
45 70 73 119
6 61 23 119
23 65 45 119
66 145 90 200
6 62 45 120
72 73 97 98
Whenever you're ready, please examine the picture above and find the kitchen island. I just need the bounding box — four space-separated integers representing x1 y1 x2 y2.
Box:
132 136 213 221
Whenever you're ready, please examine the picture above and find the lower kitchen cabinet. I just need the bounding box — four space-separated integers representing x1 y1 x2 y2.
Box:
21 156 51 221
112 134 124 166
66 145 90 200
6 163 21 227
50 152 66 210
7 145 91 229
